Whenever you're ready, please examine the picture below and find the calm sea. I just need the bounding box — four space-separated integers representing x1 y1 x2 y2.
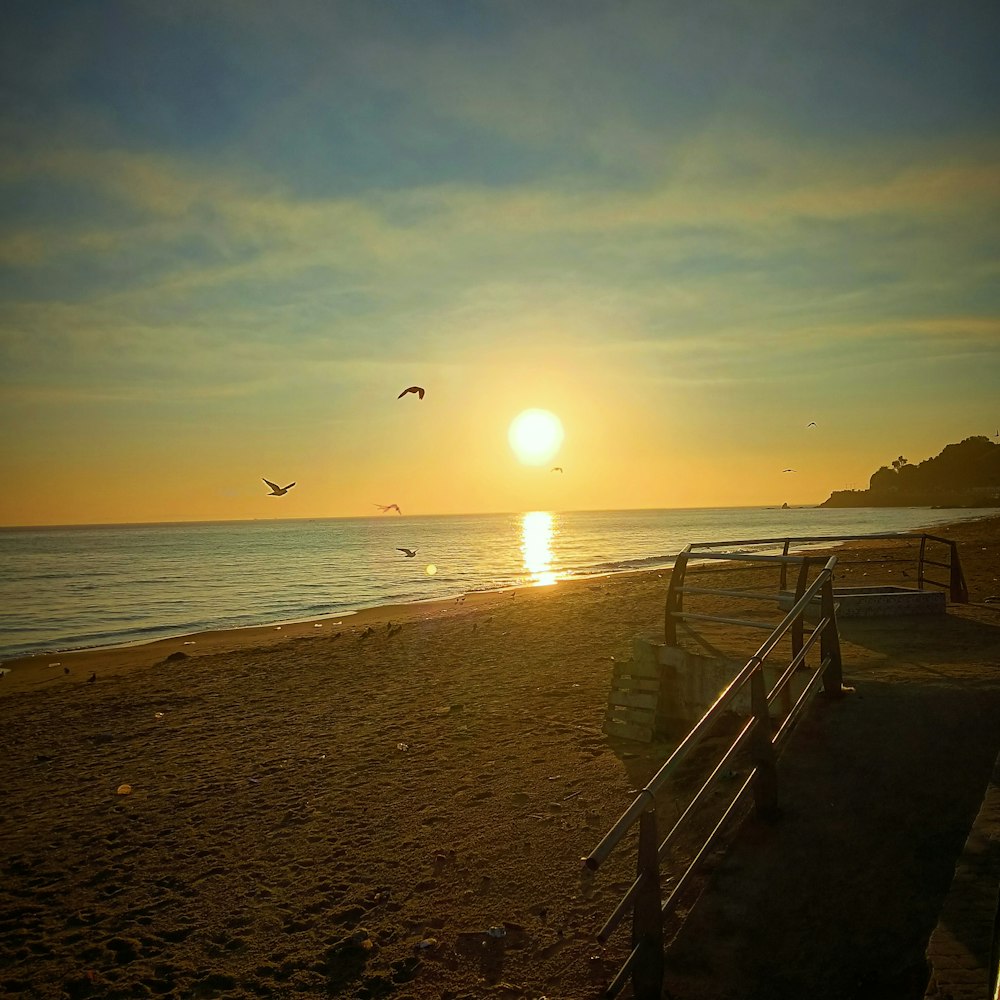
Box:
1 506 995 661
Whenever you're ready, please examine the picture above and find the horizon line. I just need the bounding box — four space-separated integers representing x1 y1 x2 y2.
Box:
0 502 825 531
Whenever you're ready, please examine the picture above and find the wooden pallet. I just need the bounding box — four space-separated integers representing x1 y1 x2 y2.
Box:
603 654 661 743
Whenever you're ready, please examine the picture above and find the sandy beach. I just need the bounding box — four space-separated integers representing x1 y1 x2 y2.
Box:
2 515 999 999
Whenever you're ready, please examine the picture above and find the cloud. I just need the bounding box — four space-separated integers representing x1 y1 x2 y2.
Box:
1 122 997 409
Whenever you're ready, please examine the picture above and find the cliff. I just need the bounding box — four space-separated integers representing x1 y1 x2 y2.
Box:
820 436 1000 508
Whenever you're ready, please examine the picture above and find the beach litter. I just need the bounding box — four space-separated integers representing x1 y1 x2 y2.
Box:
154 711 164 719
396 742 409 751
116 784 132 796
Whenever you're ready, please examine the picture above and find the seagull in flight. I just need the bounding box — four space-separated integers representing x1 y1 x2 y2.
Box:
398 386 425 400
807 421 817 427
375 503 402 514
551 467 563 473
263 479 296 496
782 469 797 473
397 548 418 558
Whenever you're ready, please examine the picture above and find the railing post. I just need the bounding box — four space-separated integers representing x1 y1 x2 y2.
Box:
664 551 688 646
779 539 791 592
749 666 779 821
949 542 969 604
791 557 811 659
631 809 664 1000
918 535 927 590
819 576 844 697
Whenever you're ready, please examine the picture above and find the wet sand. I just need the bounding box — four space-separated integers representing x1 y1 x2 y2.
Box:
2 515 999 999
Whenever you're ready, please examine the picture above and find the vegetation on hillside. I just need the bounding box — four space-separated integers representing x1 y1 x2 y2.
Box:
821 436 1000 508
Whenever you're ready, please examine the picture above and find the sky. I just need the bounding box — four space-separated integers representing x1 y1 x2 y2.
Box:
1 0 998 526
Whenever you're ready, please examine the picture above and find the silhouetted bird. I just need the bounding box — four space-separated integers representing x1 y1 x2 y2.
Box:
551 467 563 473
87 672 96 683
807 422 817 427
397 548 418 558
398 386 425 399
782 469 797 473
263 479 295 496
375 503 402 514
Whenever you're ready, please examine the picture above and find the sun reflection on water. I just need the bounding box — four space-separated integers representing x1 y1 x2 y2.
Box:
521 511 557 586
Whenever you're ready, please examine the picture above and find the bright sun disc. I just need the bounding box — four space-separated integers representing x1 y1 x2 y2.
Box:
508 409 564 466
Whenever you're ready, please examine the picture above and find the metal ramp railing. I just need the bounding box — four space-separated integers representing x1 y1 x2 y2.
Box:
584 553 845 999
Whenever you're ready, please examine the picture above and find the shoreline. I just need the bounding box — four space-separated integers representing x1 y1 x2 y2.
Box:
0 565 674 670
5 510 997 697
0 575 620 696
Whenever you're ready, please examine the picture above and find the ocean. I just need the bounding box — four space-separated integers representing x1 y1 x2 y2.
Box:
1 506 994 661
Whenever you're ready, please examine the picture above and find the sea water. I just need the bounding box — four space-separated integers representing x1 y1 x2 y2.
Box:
1 506 994 660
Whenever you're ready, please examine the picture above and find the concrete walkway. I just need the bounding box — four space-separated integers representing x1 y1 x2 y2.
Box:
660 606 1000 1000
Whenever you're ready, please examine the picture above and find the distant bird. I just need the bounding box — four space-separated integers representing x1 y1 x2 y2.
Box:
398 386 425 400
64 667 69 675
87 672 96 683
397 548 418 558
782 469 797 473
375 503 402 514
807 422 817 427
263 479 295 496
551 467 563 473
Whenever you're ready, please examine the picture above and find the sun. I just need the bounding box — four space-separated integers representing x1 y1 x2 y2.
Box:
508 409 564 466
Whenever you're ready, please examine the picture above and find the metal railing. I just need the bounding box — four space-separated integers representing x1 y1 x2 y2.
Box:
584 555 845 1000
664 532 967 645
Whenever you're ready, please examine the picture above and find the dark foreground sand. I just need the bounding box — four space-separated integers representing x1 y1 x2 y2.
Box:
2 516 999 999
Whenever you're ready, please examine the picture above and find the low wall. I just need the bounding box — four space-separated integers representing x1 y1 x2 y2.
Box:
630 635 811 736
777 585 946 618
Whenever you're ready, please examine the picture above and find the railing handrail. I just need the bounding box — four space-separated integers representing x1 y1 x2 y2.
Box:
686 530 945 549
586 555 837 872
585 529 968 998
586 553 847 999
671 531 968 611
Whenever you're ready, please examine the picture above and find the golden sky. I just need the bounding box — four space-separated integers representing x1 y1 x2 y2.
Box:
1 2 998 525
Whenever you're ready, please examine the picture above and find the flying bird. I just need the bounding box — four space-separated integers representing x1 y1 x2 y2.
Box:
807 421 817 427
551 467 563 473
397 548 418 558
263 479 295 496
782 469 797 473
398 386 425 400
375 503 402 514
